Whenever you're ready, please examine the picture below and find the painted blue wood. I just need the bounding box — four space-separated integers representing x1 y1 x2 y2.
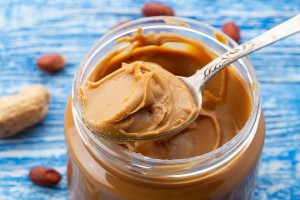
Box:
0 0 300 199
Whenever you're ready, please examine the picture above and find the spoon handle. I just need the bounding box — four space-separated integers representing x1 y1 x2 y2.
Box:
194 14 300 89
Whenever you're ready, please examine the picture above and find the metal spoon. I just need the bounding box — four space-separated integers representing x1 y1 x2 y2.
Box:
95 14 300 142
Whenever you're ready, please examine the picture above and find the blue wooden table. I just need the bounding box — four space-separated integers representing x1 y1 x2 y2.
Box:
0 0 300 199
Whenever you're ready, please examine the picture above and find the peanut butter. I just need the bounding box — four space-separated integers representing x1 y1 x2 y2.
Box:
81 30 251 159
81 61 198 138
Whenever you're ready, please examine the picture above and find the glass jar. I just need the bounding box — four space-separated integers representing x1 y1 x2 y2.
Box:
64 16 265 200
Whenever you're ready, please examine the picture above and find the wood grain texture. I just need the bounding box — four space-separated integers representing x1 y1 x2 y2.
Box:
0 0 300 199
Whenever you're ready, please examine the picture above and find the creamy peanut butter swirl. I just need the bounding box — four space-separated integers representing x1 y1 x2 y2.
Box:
79 29 251 159
81 61 198 138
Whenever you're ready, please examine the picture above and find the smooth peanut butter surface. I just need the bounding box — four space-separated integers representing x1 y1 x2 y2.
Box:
81 29 252 159
81 61 198 138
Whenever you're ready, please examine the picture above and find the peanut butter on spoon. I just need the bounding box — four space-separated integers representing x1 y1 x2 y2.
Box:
81 61 198 140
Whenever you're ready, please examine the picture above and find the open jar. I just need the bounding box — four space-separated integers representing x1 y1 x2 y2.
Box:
64 17 265 200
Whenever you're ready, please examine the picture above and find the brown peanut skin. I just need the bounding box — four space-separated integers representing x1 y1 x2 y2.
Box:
36 53 66 73
142 2 175 17
29 167 62 187
221 21 240 43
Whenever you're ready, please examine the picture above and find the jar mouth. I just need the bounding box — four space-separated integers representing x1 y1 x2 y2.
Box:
72 16 261 178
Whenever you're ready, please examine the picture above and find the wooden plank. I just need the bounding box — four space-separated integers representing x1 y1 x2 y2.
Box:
1 0 300 199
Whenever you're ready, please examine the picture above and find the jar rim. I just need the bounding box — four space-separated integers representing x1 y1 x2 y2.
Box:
72 16 261 178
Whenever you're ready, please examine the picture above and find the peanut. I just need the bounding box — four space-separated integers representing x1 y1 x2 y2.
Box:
221 21 240 43
142 2 175 17
36 53 66 73
0 84 50 138
29 167 62 187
